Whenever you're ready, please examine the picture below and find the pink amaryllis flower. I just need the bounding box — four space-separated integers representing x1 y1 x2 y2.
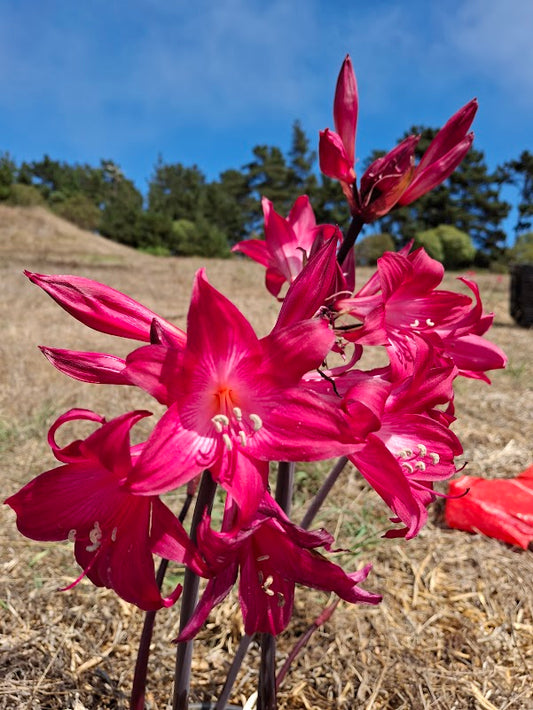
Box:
307 348 461 538
348 397 463 539
336 246 507 380
5 409 203 610
319 55 477 221
127 269 356 521
232 196 340 298
179 494 381 638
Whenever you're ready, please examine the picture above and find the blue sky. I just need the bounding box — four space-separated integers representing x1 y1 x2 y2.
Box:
1 0 531 239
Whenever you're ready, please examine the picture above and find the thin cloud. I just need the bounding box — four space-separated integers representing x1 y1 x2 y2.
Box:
439 0 533 103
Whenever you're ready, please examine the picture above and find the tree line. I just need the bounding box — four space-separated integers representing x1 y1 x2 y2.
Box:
1 122 531 266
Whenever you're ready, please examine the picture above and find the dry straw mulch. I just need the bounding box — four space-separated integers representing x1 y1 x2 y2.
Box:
1 206 532 709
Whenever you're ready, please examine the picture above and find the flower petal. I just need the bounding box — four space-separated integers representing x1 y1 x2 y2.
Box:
40 346 129 385
25 271 185 343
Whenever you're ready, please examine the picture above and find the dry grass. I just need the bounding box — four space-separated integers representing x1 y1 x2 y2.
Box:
1 205 532 709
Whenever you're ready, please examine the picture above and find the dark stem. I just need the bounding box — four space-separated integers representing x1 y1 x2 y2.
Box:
257 462 295 710
130 492 194 710
275 461 295 516
257 633 277 710
173 471 218 710
215 633 254 710
336 215 364 266
300 456 348 530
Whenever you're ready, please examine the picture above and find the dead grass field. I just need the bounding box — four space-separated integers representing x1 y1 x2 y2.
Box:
1 205 532 710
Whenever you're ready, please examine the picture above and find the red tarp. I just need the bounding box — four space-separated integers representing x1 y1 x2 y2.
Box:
445 465 533 549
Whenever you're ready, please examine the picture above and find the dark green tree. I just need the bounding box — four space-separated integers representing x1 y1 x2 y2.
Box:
498 150 533 235
0 152 16 200
244 145 292 231
148 158 206 221
311 174 351 227
99 161 143 246
202 176 248 245
287 120 318 198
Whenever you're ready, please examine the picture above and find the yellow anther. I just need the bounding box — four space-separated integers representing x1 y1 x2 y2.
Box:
111 527 118 542
410 319 420 328
256 554 270 562
429 452 440 464
222 433 233 451
238 430 247 447
402 462 414 474
417 444 428 457
67 529 76 543
415 461 426 471
426 318 435 327
233 406 243 421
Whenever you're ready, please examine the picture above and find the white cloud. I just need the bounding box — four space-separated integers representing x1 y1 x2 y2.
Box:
439 0 533 103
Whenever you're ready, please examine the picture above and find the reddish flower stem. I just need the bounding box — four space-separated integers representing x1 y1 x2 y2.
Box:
130 492 194 710
173 470 218 710
275 598 340 690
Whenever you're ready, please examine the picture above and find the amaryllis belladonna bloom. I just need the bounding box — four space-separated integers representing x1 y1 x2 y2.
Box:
180 494 381 638
126 269 356 521
335 246 506 380
232 196 341 298
319 55 477 221
306 348 462 538
5 409 203 610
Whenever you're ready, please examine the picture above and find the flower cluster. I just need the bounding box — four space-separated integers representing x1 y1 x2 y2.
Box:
6 56 506 649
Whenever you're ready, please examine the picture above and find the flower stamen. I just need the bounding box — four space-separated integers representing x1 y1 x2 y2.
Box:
86 521 102 552
249 413 263 431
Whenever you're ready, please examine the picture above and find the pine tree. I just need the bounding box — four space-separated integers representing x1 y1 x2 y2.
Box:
499 150 533 235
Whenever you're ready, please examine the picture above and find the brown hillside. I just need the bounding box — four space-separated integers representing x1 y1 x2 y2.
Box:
0 204 149 268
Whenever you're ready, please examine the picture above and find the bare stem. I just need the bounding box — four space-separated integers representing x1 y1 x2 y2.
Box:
257 462 295 710
130 492 194 710
336 215 364 266
215 633 254 710
300 456 348 530
173 471 218 710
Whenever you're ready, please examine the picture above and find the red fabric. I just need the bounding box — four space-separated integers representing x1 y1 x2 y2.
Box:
445 466 533 549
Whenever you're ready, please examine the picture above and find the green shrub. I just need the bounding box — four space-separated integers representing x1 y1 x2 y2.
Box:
6 183 46 207
52 193 101 231
415 225 475 268
171 217 230 257
355 232 395 265
414 228 445 262
437 225 476 268
510 232 533 264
